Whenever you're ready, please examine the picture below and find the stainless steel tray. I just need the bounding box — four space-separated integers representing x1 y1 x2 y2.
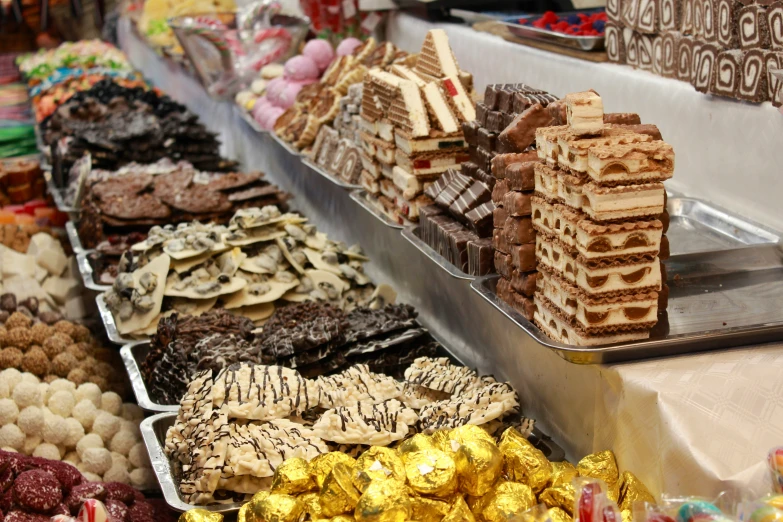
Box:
96 293 138 345
121 342 179 413
233 104 266 134
65 221 85 253
269 132 301 156
76 251 112 292
401 226 476 281
349 189 406 230
502 16 604 52
44 171 78 214
302 158 361 190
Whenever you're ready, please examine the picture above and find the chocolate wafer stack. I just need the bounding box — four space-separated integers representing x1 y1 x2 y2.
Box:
531 91 672 345
359 29 476 224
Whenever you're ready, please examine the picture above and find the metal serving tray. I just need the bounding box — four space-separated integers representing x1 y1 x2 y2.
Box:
470 196 783 364
349 189 407 230
121 342 179 413
233 105 266 134
402 226 476 281
76 251 112 292
502 14 605 52
302 158 361 190
269 132 301 156
44 170 78 214
65 221 85 253
96 293 138 345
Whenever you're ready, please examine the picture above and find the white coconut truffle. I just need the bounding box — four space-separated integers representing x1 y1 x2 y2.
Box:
0 369 22 391
0 380 10 400
81 447 112 475
75 383 102 409
13 382 43 409
82 472 102 483
100 392 123 416
46 379 76 402
0 424 24 451
17 406 44 435
72 399 98 430
109 430 137 457
0 398 19 425
62 418 85 448
111 452 130 471
63 451 79 464
103 464 132 485
22 436 41 456
130 467 156 490
91 412 120 443
1 447 16 453
76 433 104 458
128 443 150 468
42 413 67 445
48 390 76 417
120 404 144 422
21 373 40 385
119 420 140 436
37 383 49 400
33 442 61 460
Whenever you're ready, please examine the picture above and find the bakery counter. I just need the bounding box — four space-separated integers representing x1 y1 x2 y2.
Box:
118 17 783 500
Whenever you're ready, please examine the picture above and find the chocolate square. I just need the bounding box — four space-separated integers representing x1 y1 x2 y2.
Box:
467 238 495 276
504 216 535 245
506 162 537 191
491 179 510 206
434 172 472 208
494 251 514 278
424 169 457 200
465 201 495 237
449 180 491 219
450 230 476 272
476 147 495 173
477 128 498 151
461 121 480 147
476 103 490 127
486 111 506 133
511 269 538 297
607 22 627 64
492 227 510 255
498 104 554 153
473 168 496 189
510 243 537 272
493 206 509 228
502 190 533 216
461 161 479 178
483 85 503 109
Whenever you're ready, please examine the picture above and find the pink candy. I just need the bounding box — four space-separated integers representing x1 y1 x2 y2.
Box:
259 106 286 130
265 77 287 106
77 500 108 522
336 37 362 56
303 39 335 71
283 55 319 81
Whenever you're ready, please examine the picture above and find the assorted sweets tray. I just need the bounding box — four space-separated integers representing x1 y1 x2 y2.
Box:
349 189 408 229
402 226 477 280
121 342 179 413
75 250 111 292
502 10 607 51
302 157 362 190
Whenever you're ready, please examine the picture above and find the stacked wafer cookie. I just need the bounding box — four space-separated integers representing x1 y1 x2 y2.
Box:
532 91 672 346
310 83 364 184
359 29 476 224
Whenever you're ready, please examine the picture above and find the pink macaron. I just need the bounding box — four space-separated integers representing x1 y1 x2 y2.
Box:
302 39 335 72
283 55 320 82
336 37 362 56
277 79 316 109
265 76 287 106
260 106 286 130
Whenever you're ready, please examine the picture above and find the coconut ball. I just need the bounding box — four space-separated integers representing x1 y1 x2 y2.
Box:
111 452 130 471
0 380 9 399
92 412 120 443
67 368 89 385
56 444 67 458
42 333 69 359
109 430 137 457
30 323 51 346
63 451 79 464
52 321 76 338
88 376 108 393
17 406 44 435
66 344 87 361
82 471 102 482
43 375 57 384
21 347 50 377
52 353 79 378
33 442 61 460
20 373 39 385
76 433 104 458
103 464 131 485
1 447 16 453
48 390 75 417
72 399 98 430
81 447 112 475
46 379 76 401
77 357 97 374
0 398 19 425
0 424 24 450
100 392 122 416
75 383 102 408
6 328 32 350
128 443 150 469
1 368 22 390
130 467 156 490
121 404 144 422
13 381 43 409
5 312 32 330
0 348 23 370
22 435 41 455
62 417 85 448
72 325 90 343
42 413 67 445
119 420 140 436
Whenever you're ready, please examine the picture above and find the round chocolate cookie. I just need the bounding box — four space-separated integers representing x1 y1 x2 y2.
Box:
158 185 231 214
99 194 171 220
206 172 262 192
153 170 194 199
91 173 153 201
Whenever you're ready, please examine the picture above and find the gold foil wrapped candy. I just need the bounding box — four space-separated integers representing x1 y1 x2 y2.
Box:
482 482 537 522
246 491 271 522
539 483 576 515
178 509 223 522
237 504 249 522
309 452 357 490
353 446 407 493
354 479 412 522
450 425 496 446
549 507 573 522
498 428 552 494
319 462 361 517
432 430 454 452
410 495 452 522
550 461 579 488
251 493 304 522
577 451 619 488
271 457 316 495
399 433 437 457
454 439 503 497
299 492 325 520
442 496 477 522
618 471 654 512
404 449 458 497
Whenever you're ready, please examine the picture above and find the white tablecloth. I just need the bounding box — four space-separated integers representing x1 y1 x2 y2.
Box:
119 18 783 500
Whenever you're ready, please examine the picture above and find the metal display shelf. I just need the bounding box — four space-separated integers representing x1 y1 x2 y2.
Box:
76 251 111 292
121 343 179 413
349 189 407 229
401 226 476 280
302 158 362 190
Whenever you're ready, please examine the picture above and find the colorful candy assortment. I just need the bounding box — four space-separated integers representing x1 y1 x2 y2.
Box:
519 11 607 37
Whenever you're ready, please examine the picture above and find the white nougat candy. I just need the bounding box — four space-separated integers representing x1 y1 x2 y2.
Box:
42 276 81 304
565 91 605 135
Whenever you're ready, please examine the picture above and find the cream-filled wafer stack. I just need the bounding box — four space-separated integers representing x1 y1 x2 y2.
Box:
532 91 672 346
359 29 475 225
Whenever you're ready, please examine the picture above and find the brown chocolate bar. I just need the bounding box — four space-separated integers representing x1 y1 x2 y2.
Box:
476 146 494 173
494 251 514 278
504 216 535 245
477 128 498 151
462 121 480 147
465 201 495 237
476 103 490 126
497 278 535 320
620 123 663 140
503 190 533 216
506 162 537 192
511 269 538 297
490 151 539 179
547 99 568 126
493 206 509 228
510 243 537 272
486 111 507 133
497 104 554 154
492 179 510 206
468 237 495 276
492 227 511 254
604 113 642 124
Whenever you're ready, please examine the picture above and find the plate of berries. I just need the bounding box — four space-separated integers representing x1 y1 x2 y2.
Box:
503 9 606 51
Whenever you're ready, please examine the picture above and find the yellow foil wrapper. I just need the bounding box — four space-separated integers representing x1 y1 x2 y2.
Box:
483 489 537 522
410 495 452 522
494 482 536 507
404 449 458 498
319 462 361 517
353 446 407 493
577 451 619 487
355 479 411 522
399 434 437 458
549 507 573 522
310 452 357 490
450 425 496 447
550 462 579 489
621 509 633 522
618 471 654 511
237 504 249 522
254 493 304 522
539 484 576 515
246 491 271 522
455 439 503 497
498 428 552 493
298 492 324 520
432 429 454 452
271 457 316 495
443 496 477 522
331 517 356 522
178 509 223 522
